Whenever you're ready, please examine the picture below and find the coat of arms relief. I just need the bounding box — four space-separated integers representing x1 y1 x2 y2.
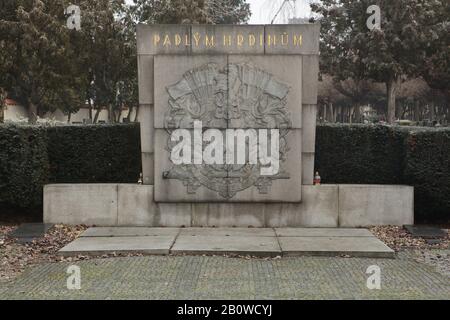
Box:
162 62 293 199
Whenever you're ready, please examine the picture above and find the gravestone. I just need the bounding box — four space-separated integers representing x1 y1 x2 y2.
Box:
137 24 320 206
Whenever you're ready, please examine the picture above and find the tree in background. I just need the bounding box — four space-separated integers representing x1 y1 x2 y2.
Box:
0 88 6 123
421 0 450 123
129 0 250 24
0 0 250 124
0 0 87 124
74 0 138 123
312 0 447 124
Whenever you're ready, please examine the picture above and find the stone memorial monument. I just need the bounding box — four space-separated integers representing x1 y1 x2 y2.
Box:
44 24 414 228
138 24 319 203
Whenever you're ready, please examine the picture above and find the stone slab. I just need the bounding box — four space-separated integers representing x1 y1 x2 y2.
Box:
404 225 447 239
296 185 338 227
154 129 228 202
156 203 193 227
302 56 319 105
179 227 275 237
154 55 228 129
279 236 395 258
81 227 180 238
302 104 317 153
118 184 157 226
43 184 414 228
10 223 54 243
227 129 303 202
191 25 265 55
138 55 154 105
339 185 414 227
191 203 266 228
275 228 374 238
154 129 303 202
61 227 394 258
261 186 339 228
137 24 321 55
172 235 281 257
139 104 154 153
59 236 175 256
10 223 53 238
227 55 302 129
141 152 154 185
302 152 315 185
137 24 191 55
264 24 320 55
44 184 118 226
154 55 303 129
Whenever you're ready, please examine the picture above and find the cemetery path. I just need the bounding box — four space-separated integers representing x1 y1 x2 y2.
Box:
0 251 449 300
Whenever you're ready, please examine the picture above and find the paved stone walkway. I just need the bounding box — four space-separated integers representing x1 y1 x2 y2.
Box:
59 227 394 258
0 251 448 300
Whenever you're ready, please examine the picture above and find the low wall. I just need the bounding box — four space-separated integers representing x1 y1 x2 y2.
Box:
44 184 414 227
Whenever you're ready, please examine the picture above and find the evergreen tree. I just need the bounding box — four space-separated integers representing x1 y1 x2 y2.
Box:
0 0 86 123
312 0 446 123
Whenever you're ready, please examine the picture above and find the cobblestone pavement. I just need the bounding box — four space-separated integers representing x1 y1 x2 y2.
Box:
0 251 449 300
412 249 450 278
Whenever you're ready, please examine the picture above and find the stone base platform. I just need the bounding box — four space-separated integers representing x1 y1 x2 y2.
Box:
59 227 395 258
44 184 414 228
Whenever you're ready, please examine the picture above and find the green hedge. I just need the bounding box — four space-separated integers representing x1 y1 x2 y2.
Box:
0 124 141 216
47 125 141 183
315 125 407 185
0 125 49 214
403 129 450 222
0 123 448 223
316 124 450 223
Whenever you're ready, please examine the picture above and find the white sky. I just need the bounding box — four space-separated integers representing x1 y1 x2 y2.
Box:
247 0 313 24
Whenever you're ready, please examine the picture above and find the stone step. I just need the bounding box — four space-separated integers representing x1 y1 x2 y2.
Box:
9 223 54 244
59 227 395 258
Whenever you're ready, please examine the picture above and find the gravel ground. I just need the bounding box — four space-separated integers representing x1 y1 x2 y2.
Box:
0 224 87 282
370 226 450 251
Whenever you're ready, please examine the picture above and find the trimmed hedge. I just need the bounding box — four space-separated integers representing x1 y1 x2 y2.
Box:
315 125 407 185
0 124 141 216
47 125 141 183
0 123 448 223
316 124 450 223
403 129 450 222
0 125 49 214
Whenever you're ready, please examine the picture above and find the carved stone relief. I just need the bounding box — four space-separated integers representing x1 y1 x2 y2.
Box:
162 62 293 199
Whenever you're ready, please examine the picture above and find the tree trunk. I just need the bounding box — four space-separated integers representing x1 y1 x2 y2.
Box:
126 106 134 122
349 106 353 124
331 103 336 122
386 78 399 124
0 105 4 123
414 100 420 122
430 102 435 122
0 88 6 123
88 98 93 120
93 107 101 123
354 104 361 123
108 104 114 123
28 102 38 124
